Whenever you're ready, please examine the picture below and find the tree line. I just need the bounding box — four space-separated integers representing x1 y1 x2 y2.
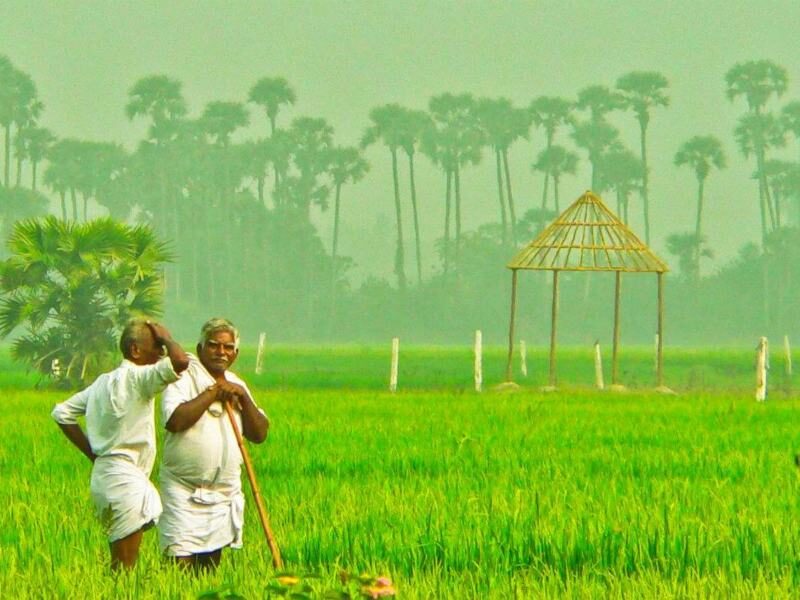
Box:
1 54 800 344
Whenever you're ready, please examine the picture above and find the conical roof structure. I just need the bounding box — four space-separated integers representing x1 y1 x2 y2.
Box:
508 191 668 273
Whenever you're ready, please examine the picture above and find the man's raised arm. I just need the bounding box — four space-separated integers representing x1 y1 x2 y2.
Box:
147 321 189 374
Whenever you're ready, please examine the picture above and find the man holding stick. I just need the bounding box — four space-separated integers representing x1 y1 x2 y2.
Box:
158 317 269 571
51 318 189 570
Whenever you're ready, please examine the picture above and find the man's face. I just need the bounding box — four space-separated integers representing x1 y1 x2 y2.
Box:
198 330 238 376
130 328 165 366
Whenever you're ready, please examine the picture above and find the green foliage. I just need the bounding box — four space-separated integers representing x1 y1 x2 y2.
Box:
0 216 171 386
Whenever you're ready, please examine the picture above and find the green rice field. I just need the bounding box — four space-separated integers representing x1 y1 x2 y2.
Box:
2 345 800 598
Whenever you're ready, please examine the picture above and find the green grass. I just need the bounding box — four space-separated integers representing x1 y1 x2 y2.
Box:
2 346 800 598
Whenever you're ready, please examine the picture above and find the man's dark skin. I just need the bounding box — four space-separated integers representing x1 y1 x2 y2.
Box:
56 321 189 570
165 329 268 571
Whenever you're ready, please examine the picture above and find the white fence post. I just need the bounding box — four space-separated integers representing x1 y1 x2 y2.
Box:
389 337 399 392
254 332 266 375
594 341 604 390
756 336 768 402
474 330 483 392
519 339 528 377
784 335 792 378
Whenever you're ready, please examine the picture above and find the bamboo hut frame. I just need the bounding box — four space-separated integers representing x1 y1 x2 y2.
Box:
505 191 669 388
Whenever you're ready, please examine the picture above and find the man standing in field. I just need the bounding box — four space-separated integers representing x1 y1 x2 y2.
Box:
51 318 189 570
158 317 269 571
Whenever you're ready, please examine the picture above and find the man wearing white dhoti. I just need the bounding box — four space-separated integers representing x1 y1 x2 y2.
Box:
51 319 189 570
159 317 269 571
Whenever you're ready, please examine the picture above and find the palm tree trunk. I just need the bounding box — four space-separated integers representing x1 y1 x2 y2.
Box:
70 188 77 221
59 190 67 220
31 161 37 192
3 124 10 188
553 175 561 216
83 193 89 221
257 175 265 206
444 169 452 275
390 148 406 291
695 177 705 281
454 165 462 264
502 148 517 246
15 155 22 188
407 152 423 284
330 182 342 324
756 147 776 242
639 121 651 245
495 148 508 245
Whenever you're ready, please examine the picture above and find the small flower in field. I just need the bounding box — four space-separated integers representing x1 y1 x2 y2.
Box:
276 575 300 586
375 577 392 587
361 584 396 598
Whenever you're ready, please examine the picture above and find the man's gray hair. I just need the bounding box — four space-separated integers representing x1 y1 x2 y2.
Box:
199 317 240 350
119 317 150 358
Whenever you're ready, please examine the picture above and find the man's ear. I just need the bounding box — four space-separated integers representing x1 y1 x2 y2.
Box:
129 343 141 360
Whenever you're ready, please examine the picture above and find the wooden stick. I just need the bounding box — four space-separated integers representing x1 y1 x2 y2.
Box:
224 402 283 569
612 271 621 385
474 330 482 392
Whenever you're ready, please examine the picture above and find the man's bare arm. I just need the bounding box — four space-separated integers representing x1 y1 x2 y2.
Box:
56 423 97 463
146 321 189 374
226 383 269 443
165 385 220 432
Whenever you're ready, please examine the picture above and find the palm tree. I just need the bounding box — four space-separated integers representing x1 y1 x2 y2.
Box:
362 104 408 290
763 159 795 228
427 93 484 266
0 62 39 189
248 77 297 195
397 108 432 283
616 71 669 245
475 97 531 246
781 101 800 161
531 145 578 216
576 85 624 123
248 77 297 135
125 75 188 144
284 116 334 217
14 126 54 191
674 135 726 276
0 216 171 385
530 96 573 216
596 148 643 225
327 145 369 317
570 119 620 191
725 60 788 114
726 60 789 246
665 232 712 282
43 138 84 220
734 112 786 242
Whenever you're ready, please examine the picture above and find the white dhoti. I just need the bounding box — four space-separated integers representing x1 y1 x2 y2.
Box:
158 470 244 557
90 456 162 543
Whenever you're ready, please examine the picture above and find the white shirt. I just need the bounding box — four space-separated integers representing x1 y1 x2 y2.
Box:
51 356 179 474
160 354 262 488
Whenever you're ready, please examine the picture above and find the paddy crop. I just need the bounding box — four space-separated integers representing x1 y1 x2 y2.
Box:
2 346 800 598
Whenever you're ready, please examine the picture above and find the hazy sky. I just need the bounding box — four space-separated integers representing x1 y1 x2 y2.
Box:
2 1 799 282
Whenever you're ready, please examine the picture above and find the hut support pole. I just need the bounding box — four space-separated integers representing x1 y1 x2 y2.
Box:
612 271 621 385
548 270 559 387
657 272 664 387
504 270 518 382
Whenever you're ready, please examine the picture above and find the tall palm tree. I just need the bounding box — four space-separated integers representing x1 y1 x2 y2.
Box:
14 126 54 191
475 97 531 246
427 93 484 266
530 96 573 212
570 119 620 191
248 77 297 135
576 85 624 123
665 232 712 282
763 159 795 228
781 101 800 161
397 108 431 283
327 145 369 317
726 60 788 246
284 116 334 217
616 71 669 245
596 148 643 224
531 145 578 216
674 135 726 275
725 60 789 114
43 138 84 220
0 63 39 189
248 77 297 195
125 75 188 144
734 112 786 242
362 104 408 290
